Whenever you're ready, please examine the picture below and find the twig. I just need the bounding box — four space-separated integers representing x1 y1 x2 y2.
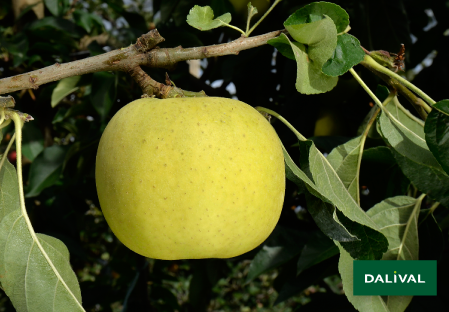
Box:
128 66 206 98
0 29 284 95
360 60 428 120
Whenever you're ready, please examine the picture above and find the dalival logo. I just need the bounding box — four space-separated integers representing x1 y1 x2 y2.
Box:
353 260 437 296
364 271 426 284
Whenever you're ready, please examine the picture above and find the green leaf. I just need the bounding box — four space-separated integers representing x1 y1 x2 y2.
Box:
25 145 67 197
44 0 70 17
247 2 258 22
281 33 338 94
246 227 306 282
51 76 80 108
90 72 117 121
365 195 423 312
327 135 363 203
308 142 388 259
336 243 390 312
29 17 83 39
303 192 357 242
367 196 420 260
284 1 349 33
285 15 337 66
0 159 20 224
0 209 84 311
297 231 338 274
72 10 103 33
187 5 232 31
22 122 44 162
267 33 298 60
378 98 449 206
424 100 449 175
284 145 356 242
322 34 365 77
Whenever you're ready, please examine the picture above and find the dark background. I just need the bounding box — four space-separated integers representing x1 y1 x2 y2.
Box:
1 0 448 311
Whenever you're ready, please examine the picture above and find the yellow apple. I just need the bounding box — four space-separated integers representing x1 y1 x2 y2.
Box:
95 97 285 260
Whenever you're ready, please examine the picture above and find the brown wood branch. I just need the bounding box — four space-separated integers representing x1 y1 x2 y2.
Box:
144 30 285 68
0 29 164 94
0 29 284 96
128 66 206 98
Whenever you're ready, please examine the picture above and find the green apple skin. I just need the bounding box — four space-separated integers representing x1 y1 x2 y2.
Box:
95 97 285 260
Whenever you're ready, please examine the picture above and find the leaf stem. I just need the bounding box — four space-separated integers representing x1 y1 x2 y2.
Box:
246 0 282 37
255 106 307 141
362 55 435 109
0 133 15 172
10 112 86 312
393 97 425 127
216 19 246 35
429 202 440 214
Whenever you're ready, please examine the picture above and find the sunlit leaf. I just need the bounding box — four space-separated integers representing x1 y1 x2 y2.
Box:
0 159 20 224
364 195 423 312
187 5 232 31
284 1 349 33
378 98 449 206
0 210 84 311
336 243 390 312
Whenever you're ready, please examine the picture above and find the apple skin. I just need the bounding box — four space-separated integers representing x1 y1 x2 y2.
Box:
95 97 285 260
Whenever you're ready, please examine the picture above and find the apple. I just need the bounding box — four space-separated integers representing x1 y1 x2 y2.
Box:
95 97 285 260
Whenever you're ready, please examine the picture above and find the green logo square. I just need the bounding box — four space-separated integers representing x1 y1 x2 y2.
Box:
353 260 437 296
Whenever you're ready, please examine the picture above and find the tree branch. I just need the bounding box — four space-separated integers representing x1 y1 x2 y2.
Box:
0 29 284 96
360 60 428 120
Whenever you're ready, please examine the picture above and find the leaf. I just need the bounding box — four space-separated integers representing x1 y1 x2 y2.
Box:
29 17 83 39
0 159 20 224
0 209 84 311
44 0 70 17
367 196 420 260
72 10 103 33
186 5 232 31
326 135 363 203
297 231 339 274
90 72 117 121
22 122 44 162
364 195 423 312
308 142 388 259
322 34 365 77
247 2 258 22
267 33 300 60
246 227 306 282
336 242 390 312
284 145 356 242
378 100 449 206
424 100 449 175
284 1 349 33
280 33 338 94
51 76 80 108
25 145 67 197
303 192 357 242
285 15 337 66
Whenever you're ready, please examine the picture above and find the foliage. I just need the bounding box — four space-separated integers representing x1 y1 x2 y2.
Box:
1 0 449 311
